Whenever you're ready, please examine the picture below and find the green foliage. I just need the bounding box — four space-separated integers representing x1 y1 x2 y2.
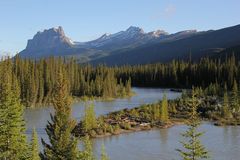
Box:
177 91 209 160
222 92 231 118
83 104 97 132
30 128 40 160
11 56 132 107
160 94 169 122
41 66 78 160
7 55 240 109
231 79 239 112
0 59 29 160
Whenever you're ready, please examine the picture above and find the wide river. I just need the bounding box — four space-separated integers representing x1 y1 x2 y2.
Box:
24 87 240 160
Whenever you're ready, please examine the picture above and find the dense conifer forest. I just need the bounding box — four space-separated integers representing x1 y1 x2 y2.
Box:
3 54 240 108
115 54 239 89
10 56 132 107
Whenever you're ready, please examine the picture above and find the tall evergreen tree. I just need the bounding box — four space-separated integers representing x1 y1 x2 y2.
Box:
0 59 29 160
30 128 40 160
83 104 97 132
160 94 169 122
231 79 239 113
41 66 78 160
177 91 209 160
222 91 231 118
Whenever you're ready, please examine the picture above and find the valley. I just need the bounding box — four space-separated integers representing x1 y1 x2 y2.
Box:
1 1 240 159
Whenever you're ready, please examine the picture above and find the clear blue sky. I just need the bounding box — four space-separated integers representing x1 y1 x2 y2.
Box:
0 0 239 54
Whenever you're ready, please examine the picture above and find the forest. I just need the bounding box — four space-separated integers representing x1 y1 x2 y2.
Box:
12 56 132 107
115 55 239 89
1 55 240 159
10 54 240 108
0 59 110 160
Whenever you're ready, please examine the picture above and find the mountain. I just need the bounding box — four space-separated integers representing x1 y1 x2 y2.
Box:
91 24 240 65
18 26 191 61
20 27 73 58
82 26 168 50
18 24 240 65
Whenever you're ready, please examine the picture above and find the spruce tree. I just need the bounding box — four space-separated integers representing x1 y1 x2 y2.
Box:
30 128 40 160
41 66 78 160
160 94 169 122
125 78 131 95
222 91 231 119
231 79 239 113
83 104 97 132
0 59 29 160
177 91 209 160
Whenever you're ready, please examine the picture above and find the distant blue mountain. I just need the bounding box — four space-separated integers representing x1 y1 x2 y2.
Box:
18 24 240 65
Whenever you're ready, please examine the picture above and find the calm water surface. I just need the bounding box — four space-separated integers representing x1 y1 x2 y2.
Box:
24 87 240 160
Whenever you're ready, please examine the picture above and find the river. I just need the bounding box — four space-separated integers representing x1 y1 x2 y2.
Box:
24 87 240 160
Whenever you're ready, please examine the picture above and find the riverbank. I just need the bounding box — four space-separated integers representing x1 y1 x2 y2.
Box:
92 119 185 138
73 100 186 138
73 90 240 138
73 91 136 102
74 118 185 139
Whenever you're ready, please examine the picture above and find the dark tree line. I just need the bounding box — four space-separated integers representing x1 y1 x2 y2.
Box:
115 55 239 89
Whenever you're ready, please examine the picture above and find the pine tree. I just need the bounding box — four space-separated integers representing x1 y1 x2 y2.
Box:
83 104 97 132
30 128 40 160
101 144 109 160
222 91 231 119
231 79 239 113
41 66 78 160
125 78 131 95
177 91 209 160
160 94 169 122
0 59 29 160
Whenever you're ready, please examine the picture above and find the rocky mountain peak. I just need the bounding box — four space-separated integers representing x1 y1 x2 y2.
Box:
126 26 144 34
26 26 73 51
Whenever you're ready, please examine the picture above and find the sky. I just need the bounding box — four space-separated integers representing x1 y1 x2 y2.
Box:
0 0 239 55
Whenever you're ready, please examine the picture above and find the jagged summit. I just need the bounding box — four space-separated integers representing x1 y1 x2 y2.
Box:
82 26 168 48
126 26 144 34
23 26 170 51
37 26 65 35
25 26 73 51
18 25 210 61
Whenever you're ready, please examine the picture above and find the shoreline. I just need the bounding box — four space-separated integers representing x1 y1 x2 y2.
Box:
91 119 185 138
75 118 240 139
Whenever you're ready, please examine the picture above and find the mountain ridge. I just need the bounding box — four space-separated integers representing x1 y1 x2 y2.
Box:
18 24 240 65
